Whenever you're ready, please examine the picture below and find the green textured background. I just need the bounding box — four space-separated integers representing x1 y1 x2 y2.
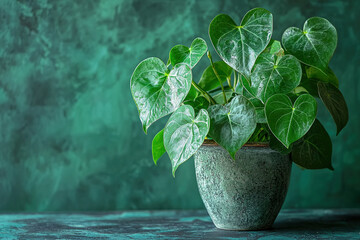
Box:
0 0 359 212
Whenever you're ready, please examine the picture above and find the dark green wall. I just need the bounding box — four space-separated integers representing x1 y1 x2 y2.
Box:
0 0 359 211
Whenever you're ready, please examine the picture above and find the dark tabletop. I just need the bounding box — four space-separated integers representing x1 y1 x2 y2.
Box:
0 209 360 239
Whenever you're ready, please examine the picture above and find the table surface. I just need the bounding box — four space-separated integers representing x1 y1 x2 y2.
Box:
0 209 360 239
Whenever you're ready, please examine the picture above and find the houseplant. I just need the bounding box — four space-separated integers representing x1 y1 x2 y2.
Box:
130 8 348 230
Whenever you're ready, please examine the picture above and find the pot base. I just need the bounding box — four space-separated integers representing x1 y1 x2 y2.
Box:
214 224 273 231
195 144 292 231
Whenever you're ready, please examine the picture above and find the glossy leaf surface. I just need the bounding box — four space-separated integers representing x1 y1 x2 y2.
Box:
131 58 192 133
265 94 317 148
208 96 257 158
198 61 232 91
263 39 283 56
169 38 207 69
164 105 210 176
269 132 292 154
152 129 165 165
282 17 337 73
318 82 348 135
250 53 302 103
267 40 282 54
292 119 333 170
209 8 273 78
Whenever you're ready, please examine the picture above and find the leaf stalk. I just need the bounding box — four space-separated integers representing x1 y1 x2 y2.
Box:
207 51 227 103
233 72 237 91
191 81 216 105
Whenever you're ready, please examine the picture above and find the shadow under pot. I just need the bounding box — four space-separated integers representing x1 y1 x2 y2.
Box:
194 140 292 230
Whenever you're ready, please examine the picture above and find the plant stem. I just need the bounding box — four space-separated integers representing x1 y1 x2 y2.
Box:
191 81 216 105
233 72 237 91
227 77 232 89
207 51 227 103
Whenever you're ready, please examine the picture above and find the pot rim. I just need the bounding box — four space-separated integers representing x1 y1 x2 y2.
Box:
202 139 269 147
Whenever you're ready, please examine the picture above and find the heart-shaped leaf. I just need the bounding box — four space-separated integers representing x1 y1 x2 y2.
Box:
164 105 210 176
292 119 333 170
269 132 292 154
131 57 192 133
169 38 207 69
198 61 232 91
183 96 209 114
265 94 317 148
282 17 337 73
208 95 257 158
152 129 165 165
250 53 302 103
209 8 273 78
318 82 348 135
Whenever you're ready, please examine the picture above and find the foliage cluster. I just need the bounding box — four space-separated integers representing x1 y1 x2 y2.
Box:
131 8 348 176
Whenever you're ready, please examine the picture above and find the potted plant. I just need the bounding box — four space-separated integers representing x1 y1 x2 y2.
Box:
130 8 348 230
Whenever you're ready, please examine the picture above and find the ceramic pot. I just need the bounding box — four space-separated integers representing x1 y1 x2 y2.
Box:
194 141 292 230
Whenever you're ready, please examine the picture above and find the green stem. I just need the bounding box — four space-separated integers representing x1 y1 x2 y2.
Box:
233 72 237 91
191 81 216 105
227 77 232 89
207 51 227 103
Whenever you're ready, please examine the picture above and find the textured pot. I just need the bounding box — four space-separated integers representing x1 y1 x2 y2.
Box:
194 141 292 230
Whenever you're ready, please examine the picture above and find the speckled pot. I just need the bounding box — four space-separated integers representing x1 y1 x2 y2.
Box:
194 141 292 230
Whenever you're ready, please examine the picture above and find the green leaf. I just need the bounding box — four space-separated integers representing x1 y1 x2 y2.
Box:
198 61 232 91
269 132 292 154
130 58 192 133
250 53 302 103
169 37 207 69
306 66 339 88
184 84 198 101
317 82 348 135
292 119 333 170
264 39 282 55
248 97 266 123
152 129 165 165
282 17 337 73
208 95 257 158
209 8 273 78
164 105 210 176
212 91 233 105
183 96 209 114
265 94 317 148
240 74 254 97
